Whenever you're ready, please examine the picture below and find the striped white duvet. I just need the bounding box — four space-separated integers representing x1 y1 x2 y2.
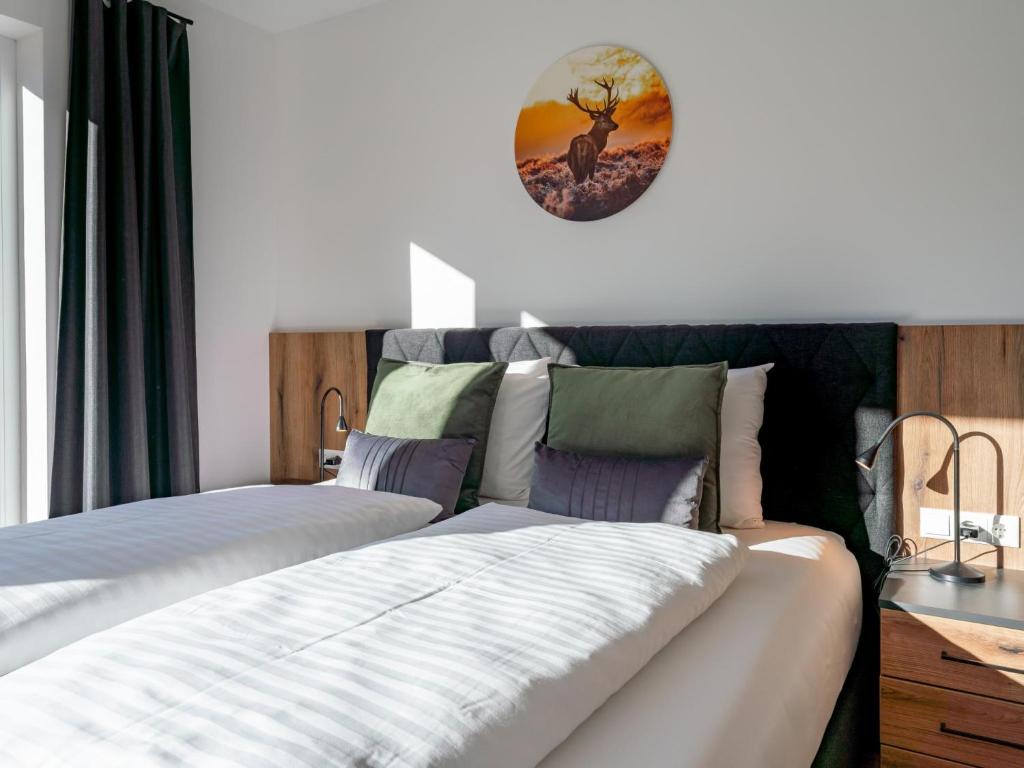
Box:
0 505 745 767
0 485 439 676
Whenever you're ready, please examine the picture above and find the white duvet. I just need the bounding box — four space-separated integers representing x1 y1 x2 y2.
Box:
0 505 745 767
0 484 439 676
541 522 863 768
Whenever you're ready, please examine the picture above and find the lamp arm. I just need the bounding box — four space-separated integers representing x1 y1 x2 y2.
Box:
870 410 960 453
319 387 344 482
865 410 983 583
869 410 962 565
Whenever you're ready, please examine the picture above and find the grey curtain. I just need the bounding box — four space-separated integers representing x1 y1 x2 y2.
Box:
51 0 198 517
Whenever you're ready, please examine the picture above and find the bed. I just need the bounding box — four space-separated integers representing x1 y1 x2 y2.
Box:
0 484 439 675
369 322 897 764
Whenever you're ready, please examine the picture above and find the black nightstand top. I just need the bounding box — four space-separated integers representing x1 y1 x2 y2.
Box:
880 558 1024 631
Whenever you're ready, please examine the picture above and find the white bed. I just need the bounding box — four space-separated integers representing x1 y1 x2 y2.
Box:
0 511 860 767
0 484 439 676
540 520 863 768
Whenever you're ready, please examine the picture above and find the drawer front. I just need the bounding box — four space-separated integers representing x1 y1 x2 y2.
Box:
881 745 974 767
882 609 1024 704
881 677 1024 768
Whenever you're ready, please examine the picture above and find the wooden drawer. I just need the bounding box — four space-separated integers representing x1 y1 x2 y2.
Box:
881 745 973 767
881 677 1024 768
882 609 1024 704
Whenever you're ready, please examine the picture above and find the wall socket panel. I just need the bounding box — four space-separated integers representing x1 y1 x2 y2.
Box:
320 449 344 468
919 507 1020 548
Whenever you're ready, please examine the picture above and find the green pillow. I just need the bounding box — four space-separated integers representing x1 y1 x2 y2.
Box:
366 359 508 514
545 363 728 532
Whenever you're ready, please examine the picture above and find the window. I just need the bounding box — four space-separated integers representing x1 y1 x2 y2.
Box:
0 16 46 527
0 32 19 526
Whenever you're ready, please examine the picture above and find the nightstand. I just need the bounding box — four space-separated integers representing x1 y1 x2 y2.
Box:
879 561 1024 767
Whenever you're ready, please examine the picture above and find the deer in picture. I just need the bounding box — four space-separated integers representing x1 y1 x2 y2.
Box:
565 77 620 183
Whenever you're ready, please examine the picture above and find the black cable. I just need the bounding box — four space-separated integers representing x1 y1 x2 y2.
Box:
873 533 970 593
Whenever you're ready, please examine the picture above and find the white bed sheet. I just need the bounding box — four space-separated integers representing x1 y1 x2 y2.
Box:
0 484 439 675
539 521 863 768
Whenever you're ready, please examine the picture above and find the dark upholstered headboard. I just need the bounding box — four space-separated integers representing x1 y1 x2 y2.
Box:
365 323 897 586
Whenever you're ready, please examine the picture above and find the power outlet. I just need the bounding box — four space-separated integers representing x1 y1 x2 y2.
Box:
320 449 344 468
920 507 1020 548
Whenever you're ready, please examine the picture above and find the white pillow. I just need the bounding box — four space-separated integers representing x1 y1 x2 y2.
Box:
479 358 552 505
719 363 774 529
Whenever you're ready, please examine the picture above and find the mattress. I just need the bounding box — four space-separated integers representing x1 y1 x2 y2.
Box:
539 521 863 768
0 484 439 675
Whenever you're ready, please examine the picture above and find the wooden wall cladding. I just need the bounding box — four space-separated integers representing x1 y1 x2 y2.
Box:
269 332 369 484
897 325 1024 570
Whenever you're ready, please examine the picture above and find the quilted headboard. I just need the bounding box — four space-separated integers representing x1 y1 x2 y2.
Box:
366 323 897 585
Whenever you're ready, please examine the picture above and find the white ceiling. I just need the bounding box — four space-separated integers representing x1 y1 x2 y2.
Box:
194 0 386 33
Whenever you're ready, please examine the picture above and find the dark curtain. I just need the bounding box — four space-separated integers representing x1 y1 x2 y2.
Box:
51 0 198 517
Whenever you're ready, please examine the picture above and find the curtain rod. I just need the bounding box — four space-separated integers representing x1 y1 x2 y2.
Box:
167 10 194 26
117 1 194 26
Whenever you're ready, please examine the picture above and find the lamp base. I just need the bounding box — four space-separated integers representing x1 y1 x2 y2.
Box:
929 560 986 584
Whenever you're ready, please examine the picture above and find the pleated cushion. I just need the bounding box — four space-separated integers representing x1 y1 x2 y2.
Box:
337 430 475 521
528 443 708 528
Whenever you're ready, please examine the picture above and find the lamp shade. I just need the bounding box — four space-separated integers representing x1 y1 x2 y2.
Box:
855 444 880 472
335 412 349 432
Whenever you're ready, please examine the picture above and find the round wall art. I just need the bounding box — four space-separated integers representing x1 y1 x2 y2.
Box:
515 45 672 222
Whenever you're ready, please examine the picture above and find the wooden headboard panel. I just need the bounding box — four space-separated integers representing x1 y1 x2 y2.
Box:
269 331 369 483
897 325 1024 570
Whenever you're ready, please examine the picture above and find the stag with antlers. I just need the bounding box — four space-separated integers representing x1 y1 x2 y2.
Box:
565 77 620 184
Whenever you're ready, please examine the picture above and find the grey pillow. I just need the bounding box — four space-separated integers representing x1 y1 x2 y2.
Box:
528 443 709 527
337 430 475 521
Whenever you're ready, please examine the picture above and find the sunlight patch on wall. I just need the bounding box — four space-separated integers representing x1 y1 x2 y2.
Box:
409 243 475 328
520 311 548 328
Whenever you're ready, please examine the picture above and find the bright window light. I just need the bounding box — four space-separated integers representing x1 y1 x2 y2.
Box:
0 33 16 526
409 242 475 328
21 85 45 522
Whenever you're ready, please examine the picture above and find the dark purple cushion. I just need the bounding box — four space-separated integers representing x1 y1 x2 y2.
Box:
337 430 475 521
528 443 709 527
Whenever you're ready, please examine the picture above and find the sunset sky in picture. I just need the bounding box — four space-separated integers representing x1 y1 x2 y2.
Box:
515 46 672 162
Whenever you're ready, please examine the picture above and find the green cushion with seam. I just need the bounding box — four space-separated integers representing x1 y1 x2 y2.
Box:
367 359 508 515
545 362 727 532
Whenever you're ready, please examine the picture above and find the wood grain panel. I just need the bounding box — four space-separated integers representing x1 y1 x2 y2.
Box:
269 332 368 484
880 744 974 768
897 325 1024 570
880 677 1024 767
882 609 1024 704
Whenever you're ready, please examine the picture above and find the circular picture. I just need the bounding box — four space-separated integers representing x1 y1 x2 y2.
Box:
515 45 672 222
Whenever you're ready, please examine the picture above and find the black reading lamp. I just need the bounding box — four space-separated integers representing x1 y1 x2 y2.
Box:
856 411 984 584
319 387 350 482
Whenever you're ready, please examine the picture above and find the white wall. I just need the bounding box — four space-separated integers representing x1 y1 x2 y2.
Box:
5 0 1024 493
272 0 1024 331
167 0 280 491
